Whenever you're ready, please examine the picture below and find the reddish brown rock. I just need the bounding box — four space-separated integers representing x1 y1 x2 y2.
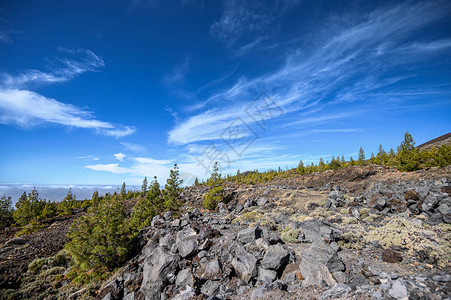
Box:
441 186 451 196
382 249 403 263
404 190 420 201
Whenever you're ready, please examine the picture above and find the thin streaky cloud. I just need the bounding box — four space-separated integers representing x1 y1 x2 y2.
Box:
169 1 451 146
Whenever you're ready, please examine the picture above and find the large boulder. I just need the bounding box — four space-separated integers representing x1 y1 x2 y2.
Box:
178 239 198 258
140 247 180 299
299 241 345 287
258 267 277 284
176 268 194 288
231 244 258 282
261 244 290 271
237 227 262 244
298 220 342 243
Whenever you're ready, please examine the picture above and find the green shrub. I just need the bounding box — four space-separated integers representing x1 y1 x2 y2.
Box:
28 258 50 274
16 221 44 237
203 186 224 210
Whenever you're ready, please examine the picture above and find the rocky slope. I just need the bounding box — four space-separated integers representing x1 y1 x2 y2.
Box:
1 165 450 299
96 165 450 300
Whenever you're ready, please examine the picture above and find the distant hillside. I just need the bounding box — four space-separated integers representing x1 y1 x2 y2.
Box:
417 132 451 150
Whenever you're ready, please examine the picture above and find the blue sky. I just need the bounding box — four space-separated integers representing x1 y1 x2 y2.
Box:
0 0 450 187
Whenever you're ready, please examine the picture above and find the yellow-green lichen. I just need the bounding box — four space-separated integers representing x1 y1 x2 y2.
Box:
364 217 451 268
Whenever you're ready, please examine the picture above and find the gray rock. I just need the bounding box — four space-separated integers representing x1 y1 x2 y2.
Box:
142 241 158 256
426 213 443 225
257 197 268 207
250 286 267 299
235 204 244 213
101 293 112 300
178 239 198 258
172 286 196 300
422 195 439 211
163 211 172 221
260 227 281 244
348 273 369 289
261 244 290 270
258 267 277 284
255 238 270 250
176 268 194 287
237 227 262 244
373 199 386 211
283 272 297 283
204 259 222 280
176 226 197 243
332 271 348 283
274 213 289 224
123 292 134 300
388 279 408 299
322 283 352 299
244 199 257 208
328 190 345 207
201 280 221 297
159 234 175 250
299 241 344 287
140 247 180 299
298 220 342 243
437 203 451 215
232 244 258 282
350 207 360 219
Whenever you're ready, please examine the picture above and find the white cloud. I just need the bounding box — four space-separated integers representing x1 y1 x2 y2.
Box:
120 142 146 152
170 1 451 146
1 48 104 88
0 89 135 137
135 157 172 165
0 49 135 138
210 6 271 45
85 163 129 174
78 155 100 161
114 153 126 161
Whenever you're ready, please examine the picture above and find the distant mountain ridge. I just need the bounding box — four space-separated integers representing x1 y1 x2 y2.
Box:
417 132 451 150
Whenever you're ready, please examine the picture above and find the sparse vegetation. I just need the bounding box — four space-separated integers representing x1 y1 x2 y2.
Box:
281 227 303 243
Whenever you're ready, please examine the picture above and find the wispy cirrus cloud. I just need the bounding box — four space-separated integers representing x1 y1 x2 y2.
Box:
0 49 135 138
1 48 104 88
170 1 451 147
120 142 146 152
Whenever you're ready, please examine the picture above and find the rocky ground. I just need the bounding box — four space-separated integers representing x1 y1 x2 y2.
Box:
0 212 84 290
96 165 450 300
1 165 450 299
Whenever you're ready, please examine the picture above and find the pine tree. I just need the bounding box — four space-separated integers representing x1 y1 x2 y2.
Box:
397 131 419 171
58 188 76 216
207 162 222 187
0 195 13 218
163 164 183 212
194 177 199 186
358 147 366 165
377 145 386 165
66 194 133 274
141 176 148 196
131 176 161 231
120 182 127 199
14 188 43 225
91 190 101 207
296 160 305 174
328 156 341 170
203 162 225 210
318 157 326 171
